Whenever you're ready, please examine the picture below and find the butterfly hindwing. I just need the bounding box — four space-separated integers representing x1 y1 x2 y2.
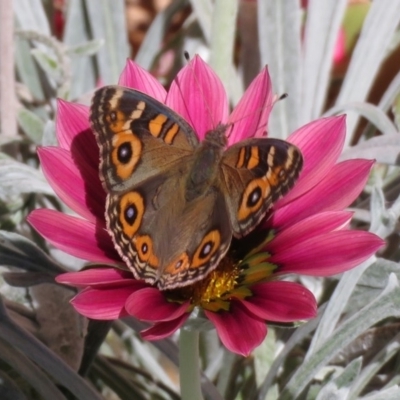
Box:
220 138 303 237
106 167 232 290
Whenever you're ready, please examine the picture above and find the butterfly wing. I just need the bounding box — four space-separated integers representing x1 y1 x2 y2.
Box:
220 138 303 237
106 169 232 290
91 86 232 290
90 85 199 193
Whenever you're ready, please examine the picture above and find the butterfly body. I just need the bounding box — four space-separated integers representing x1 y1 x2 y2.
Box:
90 86 303 290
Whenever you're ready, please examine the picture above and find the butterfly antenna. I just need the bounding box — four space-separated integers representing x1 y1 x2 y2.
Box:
228 92 289 138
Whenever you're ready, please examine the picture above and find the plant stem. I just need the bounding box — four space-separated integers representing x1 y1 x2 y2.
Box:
179 329 204 400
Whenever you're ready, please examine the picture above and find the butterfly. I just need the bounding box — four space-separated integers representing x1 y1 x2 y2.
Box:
90 86 303 290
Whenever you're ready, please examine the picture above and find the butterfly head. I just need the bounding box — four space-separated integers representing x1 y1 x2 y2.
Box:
203 123 229 148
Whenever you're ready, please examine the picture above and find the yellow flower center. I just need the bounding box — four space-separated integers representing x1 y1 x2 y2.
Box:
167 256 241 312
165 232 277 312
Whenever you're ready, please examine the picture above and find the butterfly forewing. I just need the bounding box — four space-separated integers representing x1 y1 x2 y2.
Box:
90 86 199 193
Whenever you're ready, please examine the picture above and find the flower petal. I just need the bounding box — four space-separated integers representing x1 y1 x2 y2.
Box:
166 55 229 139
118 59 167 101
271 159 374 228
70 287 132 319
56 100 99 173
205 301 267 356
270 230 385 276
228 67 273 144
56 267 136 287
268 211 353 253
277 116 346 208
28 209 119 264
141 313 190 340
240 281 317 321
126 287 190 322
38 147 105 222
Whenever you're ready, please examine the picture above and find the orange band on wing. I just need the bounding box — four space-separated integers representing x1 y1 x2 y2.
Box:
237 178 270 221
164 252 190 275
111 133 142 180
134 234 159 268
118 191 145 237
149 114 168 137
191 230 221 268
164 123 180 144
107 110 128 134
247 146 260 169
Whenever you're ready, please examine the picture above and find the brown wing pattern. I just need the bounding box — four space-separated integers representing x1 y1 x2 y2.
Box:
90 86 199 193
220 138 303 237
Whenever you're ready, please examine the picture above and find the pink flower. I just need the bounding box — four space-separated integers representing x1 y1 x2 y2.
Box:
28 57 384 356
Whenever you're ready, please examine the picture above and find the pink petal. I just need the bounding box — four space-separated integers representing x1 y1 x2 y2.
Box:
334 28 346 65
38 147 105 222
56 267 136 287
228 67 273 144
276 116 346 208
57 100 89 147
271 159 374 228
205 301 267 356
268 211 353 253
118 59 167 102
28 209 119 264
141 312 190 340
56 100 99 173
240 281 317 322
125 287 190 322
166 55 229 140
270 230 385 276
70 286 132 319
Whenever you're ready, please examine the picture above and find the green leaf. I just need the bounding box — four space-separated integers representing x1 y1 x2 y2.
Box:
0 231 62 274
84 0 129 84
258 0 302 138
13 0 50 35
189 0 213 43
392 92 400 131
280 274 400 400
136 0 187 70
325 102 398 137
0 160 53 197
0 337 66 400
15 37 45 101
0 297 103 400
0 370 29 400
31 48 61 82
63 0 96 99
306 258 374 358
257 308 325 399
348 332 400 398
360 386 400 400
254 329 276 387
66 39 104 57
209 0 239 98
300 0 347 123
379 71 400 113
17 107 45 144
42 120 57 146
335 0 400 142
370 187 386 235
315 357 362 400
348 259 400 318
340 133 400 166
